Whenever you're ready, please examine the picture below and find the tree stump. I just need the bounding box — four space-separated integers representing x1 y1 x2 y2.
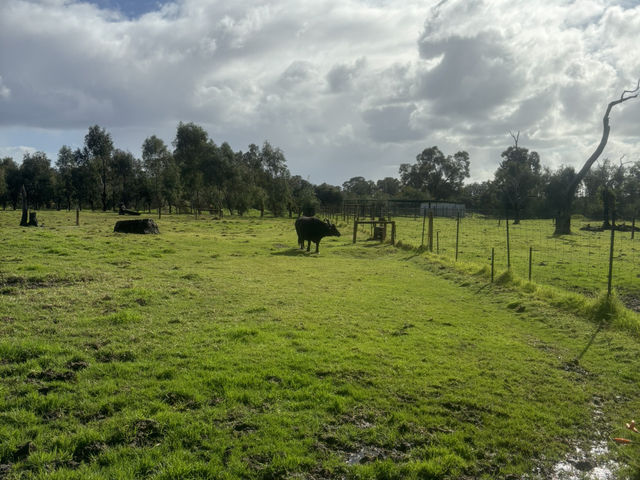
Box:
27 212 38 227
20 185 28 227
114 219 160 234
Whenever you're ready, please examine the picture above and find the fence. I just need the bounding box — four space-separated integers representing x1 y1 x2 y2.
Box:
341 210 640 307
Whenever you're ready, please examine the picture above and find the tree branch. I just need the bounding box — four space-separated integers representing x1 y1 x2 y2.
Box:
567 79 640 198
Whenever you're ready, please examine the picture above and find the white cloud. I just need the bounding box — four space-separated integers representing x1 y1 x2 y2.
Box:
1 0 640 185
0 76 10 99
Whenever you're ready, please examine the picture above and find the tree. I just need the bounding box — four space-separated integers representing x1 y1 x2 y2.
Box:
56 146 76 210
376 177 401 197
173 122 209 214
0 157 12 209
112 149 137 208
342 176 375 198
493 135 542 224
461 181 498 214
553 80 639 235
260 141 291 216
2 158 21 209
545 166 576 221
583 157 628 228
622 161 640 222
20 151 54 209
288 175 318 217
84 125 114 211
142 136 172 212
315 183 344 209
399 146 470 200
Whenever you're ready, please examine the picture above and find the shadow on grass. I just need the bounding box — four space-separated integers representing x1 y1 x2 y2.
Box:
271 249 312 257
576 321 605 363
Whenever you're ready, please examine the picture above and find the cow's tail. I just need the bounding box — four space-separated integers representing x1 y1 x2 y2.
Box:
295 220 303 248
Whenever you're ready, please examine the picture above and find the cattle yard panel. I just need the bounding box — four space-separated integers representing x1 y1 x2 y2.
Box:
352 220 396 246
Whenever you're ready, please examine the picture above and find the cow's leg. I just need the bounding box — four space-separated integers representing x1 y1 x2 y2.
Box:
315 242 319 253
306 241 311 252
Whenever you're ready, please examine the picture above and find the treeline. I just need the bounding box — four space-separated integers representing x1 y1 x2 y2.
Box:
0 123 333 217
1 122 638 224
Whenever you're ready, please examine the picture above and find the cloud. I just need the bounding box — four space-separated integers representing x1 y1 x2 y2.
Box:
1 0 640 185
0 76 10 99
326 57 367 93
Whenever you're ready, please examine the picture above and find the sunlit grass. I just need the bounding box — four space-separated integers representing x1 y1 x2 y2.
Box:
389 214 640 299
1 210 640 478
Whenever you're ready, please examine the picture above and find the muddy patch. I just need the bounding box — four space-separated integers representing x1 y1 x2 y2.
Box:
130 419 164 447
547 442 618 480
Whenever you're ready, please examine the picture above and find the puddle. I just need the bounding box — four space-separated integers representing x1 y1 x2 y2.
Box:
549 442 618 480
346 446 387 466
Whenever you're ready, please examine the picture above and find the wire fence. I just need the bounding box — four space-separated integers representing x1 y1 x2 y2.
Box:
333 208 640 306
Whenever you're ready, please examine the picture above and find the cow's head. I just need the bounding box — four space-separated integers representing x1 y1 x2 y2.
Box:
325 218 341 237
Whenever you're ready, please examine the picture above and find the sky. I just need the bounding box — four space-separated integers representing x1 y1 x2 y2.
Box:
1 0 640 186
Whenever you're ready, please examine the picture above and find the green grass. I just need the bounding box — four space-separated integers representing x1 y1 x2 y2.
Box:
1 210 640 478
386 214 640 299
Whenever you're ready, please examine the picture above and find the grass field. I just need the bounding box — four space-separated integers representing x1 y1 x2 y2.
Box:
375 214 640 301
1 210 640 479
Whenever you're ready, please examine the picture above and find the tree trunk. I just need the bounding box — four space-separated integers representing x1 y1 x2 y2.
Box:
554 81 639 234
19 185 28 226
555 210 572 235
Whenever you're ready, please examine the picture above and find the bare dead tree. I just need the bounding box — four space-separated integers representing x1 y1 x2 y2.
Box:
554 79 640 235
509 130 520 149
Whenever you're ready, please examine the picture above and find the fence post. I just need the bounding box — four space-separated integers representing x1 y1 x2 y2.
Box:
352 221 358 244
75 207 80 226
491 247 495 283
428 211 434 252
607 226 615 297
436 231 439 254
421 211 426 247
632 217 636 240
506 216 511 269
528 246 532 282
455 213 460 261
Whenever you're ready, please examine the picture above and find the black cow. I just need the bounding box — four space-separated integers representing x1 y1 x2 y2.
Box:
295 217 341 253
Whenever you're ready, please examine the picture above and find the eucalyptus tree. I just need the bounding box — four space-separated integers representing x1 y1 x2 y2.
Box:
553 80 639 234
20 152 54 209
583 158 628 227
3 158 22 209
70 148 98 210
142 135 172 212
399 146 470 200
342 176 375 198
173 122 209 214
112 149 138 208
84 125 114 211
376 177 401 197
0 157 14 209
314 183 344 209
493 138 542 224
56 146 76 210
288 175 318 217
260 141 291 216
